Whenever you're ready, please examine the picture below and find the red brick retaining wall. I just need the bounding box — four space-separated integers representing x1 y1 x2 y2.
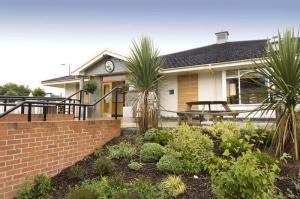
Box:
0 114 74 122
0 119 121 198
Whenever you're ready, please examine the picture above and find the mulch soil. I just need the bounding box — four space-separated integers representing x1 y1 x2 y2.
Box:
50 128 300 199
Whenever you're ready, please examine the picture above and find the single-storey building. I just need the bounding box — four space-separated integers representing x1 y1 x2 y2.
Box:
42 31 271 119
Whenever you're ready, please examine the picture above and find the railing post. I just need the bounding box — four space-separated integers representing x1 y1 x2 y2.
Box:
4 99 7 112
27 103 32 122
43 105 47 121
114 89 118 120
73 99 75 117
68 99 71 114
21 98 25 114
78 90 83 120
83 105 86 120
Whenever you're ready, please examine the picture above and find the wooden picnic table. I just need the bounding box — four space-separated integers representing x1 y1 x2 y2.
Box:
177 101 241 125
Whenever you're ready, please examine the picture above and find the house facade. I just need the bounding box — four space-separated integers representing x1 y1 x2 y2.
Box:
42 31 270 119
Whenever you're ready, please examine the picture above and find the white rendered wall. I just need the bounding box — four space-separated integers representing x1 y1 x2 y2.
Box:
64 83 78 98
159 75 178 117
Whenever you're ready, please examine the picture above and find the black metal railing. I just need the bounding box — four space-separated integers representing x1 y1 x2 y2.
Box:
0 87 123 122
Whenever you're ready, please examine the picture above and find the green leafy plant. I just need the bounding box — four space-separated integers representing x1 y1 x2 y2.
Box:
93 147 103 158
220 136 253 157
108 142 136 160
157 155 185 174
16 174 52 199
144 128 172 146
144 128 158 141
67 165 83 180
126 36 164 133
241 120 273 146
162 124 214 173
211 151 279 199
93 157 115 176
65 186 99 199
210 121 240 138
160 175 186 197
253 30 300 160
83 80 98 94
140 143 164 163
128 177 165 199
31 87 46 97
128 161 142 171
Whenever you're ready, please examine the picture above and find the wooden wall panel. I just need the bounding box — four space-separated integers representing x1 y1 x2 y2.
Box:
178 74 198 111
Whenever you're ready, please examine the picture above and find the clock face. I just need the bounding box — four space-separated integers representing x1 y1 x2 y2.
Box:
105 60 114 73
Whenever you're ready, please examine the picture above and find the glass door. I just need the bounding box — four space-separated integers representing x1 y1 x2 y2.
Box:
100 82 112 117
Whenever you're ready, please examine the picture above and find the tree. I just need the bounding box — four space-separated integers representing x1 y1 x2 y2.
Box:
32 87 46 97
0 83 31 96
126 36 164 133
254 30 300 160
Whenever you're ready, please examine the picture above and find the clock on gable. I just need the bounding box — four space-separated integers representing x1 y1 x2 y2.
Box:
105 60 115 73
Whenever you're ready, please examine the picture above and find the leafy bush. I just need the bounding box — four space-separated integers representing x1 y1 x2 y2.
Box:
67 165 83 180
128 161 142 171
93 147 103 158
157 155 185 174
93 157 115 176
144 128 158 141
65 186 99 199
108 142 136 160
220 136 253 157
128 177 165 199
83 80 98 94
144 128 172 146
31 87 46 97
16 174 52 199
140 143 164 163
210 121 240 138
160 175 186 197
211 151 279 199
241 120 274 147
162 125 214 173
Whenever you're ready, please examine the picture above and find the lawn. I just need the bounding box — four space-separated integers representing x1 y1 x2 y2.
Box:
17 122 300 199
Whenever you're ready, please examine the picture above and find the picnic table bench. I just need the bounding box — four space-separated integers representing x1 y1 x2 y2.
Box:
176 101 242 125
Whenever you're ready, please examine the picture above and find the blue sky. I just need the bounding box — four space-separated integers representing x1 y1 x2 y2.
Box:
0 0 299 95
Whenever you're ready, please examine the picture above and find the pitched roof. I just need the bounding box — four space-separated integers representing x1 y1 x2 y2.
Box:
41 75 78 84
162 39 267 69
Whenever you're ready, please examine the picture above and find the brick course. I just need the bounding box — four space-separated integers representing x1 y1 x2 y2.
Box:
0 114 74 122
0 119 121 198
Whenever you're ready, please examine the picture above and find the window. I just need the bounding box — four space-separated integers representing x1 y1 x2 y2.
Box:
226 69 267 104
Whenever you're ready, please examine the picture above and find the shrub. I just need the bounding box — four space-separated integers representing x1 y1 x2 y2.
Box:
93 157 114 176
210 121 240 138
211 151 279 199
220 136 253 157
128 177 164 199
67 165 83 180
160 175 186 197
157 155 185 174
144 128 158 142
241 121 274 147
140 143 164 163
93 147 103 158
83 177 112 197
108 142 136 160
144 128 172 146
16 174 52 199
65 186 99 199
128 161 142 171
83 80 98 94
163 124 214 173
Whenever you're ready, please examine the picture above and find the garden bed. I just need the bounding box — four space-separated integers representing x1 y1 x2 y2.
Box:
30 123 300 199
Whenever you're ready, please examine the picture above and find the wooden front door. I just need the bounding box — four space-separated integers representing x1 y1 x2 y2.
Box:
178 74 198 111
100 82 113 116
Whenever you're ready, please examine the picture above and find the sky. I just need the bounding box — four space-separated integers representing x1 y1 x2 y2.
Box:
0 0 299 95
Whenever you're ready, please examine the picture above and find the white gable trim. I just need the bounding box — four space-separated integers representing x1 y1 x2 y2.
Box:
71 49 126 75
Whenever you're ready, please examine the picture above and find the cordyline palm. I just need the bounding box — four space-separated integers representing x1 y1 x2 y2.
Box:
254 30 300 160
126 36 164 133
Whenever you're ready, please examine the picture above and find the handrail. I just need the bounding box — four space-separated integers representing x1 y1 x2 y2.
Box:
0 96 66 101
0 87 124 121
60 89 87 103
90 87 122 106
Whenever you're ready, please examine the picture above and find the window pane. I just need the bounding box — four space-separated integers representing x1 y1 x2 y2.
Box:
226 78 239 104
240 74 266 104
